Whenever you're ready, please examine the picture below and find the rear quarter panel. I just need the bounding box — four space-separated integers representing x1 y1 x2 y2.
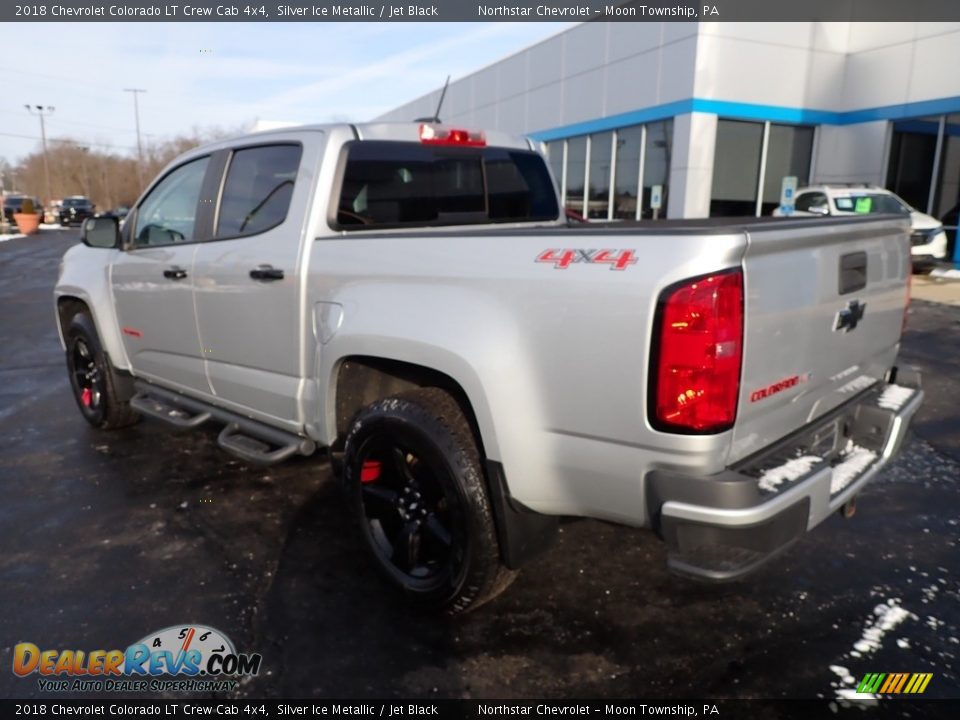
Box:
308 228 747 525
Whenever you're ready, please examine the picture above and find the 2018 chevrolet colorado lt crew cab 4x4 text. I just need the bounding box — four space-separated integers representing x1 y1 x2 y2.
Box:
55 122 923 614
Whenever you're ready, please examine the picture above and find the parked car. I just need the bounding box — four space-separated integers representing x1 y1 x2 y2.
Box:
774 185 948 268
940 203 959 263
56 122 922 613
59 196 96 227
45 200 62 225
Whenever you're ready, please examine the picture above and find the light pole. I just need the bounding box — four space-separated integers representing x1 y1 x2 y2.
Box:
124 88 146 184
25 104 54 205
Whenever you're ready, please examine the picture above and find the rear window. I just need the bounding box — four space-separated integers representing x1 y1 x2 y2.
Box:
334 141 559 230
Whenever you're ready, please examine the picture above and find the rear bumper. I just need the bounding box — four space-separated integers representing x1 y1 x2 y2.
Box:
647 368 924 581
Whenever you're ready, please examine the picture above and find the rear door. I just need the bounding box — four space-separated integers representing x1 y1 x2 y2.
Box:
729 216 911 462
192 134 323 427
110 155 214 394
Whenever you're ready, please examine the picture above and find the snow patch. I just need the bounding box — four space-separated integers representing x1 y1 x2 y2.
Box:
758 455 821 493
0 233 26 242
835 688 879 706
830 443 877 494
837 375 877 395
877 384 914 411
852 600 915 655
830 665 855 685
828 600 917 706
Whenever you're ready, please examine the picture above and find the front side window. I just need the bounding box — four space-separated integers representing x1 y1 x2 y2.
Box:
216 144 302 237
133 157 210 247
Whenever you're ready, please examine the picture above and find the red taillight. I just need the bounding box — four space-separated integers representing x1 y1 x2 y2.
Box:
419 123 486 147
650 269 744 433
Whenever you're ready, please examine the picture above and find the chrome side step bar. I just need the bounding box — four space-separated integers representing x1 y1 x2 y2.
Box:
130 381 315 466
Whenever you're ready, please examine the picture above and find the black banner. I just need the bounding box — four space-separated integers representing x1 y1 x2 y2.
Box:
1 699 958 719
6 0 960 23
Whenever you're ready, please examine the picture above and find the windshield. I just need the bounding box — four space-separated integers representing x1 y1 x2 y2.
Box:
64 198 90 207
833 194 910 215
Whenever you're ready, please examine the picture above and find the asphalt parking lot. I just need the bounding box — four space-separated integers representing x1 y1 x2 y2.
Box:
0 230 957 709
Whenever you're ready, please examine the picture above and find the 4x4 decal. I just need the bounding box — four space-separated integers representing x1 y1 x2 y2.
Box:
536 249 638 270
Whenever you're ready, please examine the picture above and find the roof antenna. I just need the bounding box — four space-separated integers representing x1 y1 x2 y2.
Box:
415 75 450 124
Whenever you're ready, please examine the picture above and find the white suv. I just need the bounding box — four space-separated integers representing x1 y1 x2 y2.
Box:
774 185 948 266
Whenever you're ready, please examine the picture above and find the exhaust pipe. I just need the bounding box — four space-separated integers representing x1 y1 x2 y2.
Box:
840 496 857 519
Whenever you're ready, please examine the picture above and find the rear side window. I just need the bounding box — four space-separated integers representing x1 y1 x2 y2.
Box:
335 141 558 230
216 144 302 238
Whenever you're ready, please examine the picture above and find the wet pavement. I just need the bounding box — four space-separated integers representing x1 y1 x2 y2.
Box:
0 230 957 707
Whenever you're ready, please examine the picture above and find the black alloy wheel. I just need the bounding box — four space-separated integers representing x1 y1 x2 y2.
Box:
343 388 515 614
355 434 465 592
64 312 140 429
70 337 104 418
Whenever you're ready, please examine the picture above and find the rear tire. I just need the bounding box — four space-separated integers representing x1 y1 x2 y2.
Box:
343 387 515 614
65 312 140 430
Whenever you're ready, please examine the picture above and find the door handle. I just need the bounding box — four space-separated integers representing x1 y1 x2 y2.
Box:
249 265 284 281
163 266 188 280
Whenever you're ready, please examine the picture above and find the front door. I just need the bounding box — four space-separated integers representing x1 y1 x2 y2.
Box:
111 155 212 394
192 139 315 425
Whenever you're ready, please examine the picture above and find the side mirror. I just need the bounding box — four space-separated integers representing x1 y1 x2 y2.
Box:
82 216 120 249
808 204 830 216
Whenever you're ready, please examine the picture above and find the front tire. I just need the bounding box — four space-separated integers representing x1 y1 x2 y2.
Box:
343 388 515 614
65 312 140 429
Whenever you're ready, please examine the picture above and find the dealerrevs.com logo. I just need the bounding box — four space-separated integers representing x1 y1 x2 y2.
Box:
13 624 262 693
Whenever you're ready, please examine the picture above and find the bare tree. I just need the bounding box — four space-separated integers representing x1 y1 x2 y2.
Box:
10 125 243 210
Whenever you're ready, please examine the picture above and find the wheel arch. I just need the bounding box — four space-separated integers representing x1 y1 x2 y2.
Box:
56 295 92 348
333 356 486 455
332 355 558 570
55 289 130 372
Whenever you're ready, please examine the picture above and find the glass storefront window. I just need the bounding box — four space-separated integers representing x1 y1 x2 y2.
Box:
711 120 764 217
588 131 613 219
760 124 814 216
613 126 642 220
565 136 586 217
642 121 672 219
545 140 564 199
711 120 813 217
887 116 940 212
553 119 673 221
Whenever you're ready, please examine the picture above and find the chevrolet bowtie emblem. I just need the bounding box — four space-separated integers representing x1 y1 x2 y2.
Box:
834 300 867 332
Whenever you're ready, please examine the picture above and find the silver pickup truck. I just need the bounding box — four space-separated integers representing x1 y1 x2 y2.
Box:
55 122 923 614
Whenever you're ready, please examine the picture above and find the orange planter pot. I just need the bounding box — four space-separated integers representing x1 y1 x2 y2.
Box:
13 213 40 235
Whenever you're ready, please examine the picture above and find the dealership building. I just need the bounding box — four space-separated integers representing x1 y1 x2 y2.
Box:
377 22 960 263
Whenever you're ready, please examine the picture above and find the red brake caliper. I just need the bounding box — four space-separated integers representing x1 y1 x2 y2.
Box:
81 388 93 408
360 460 382 483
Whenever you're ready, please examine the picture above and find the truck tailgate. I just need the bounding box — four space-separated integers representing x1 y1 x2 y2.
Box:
729 216 911 464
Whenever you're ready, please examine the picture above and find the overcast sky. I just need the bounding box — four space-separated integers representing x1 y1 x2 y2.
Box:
1 22 573 164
